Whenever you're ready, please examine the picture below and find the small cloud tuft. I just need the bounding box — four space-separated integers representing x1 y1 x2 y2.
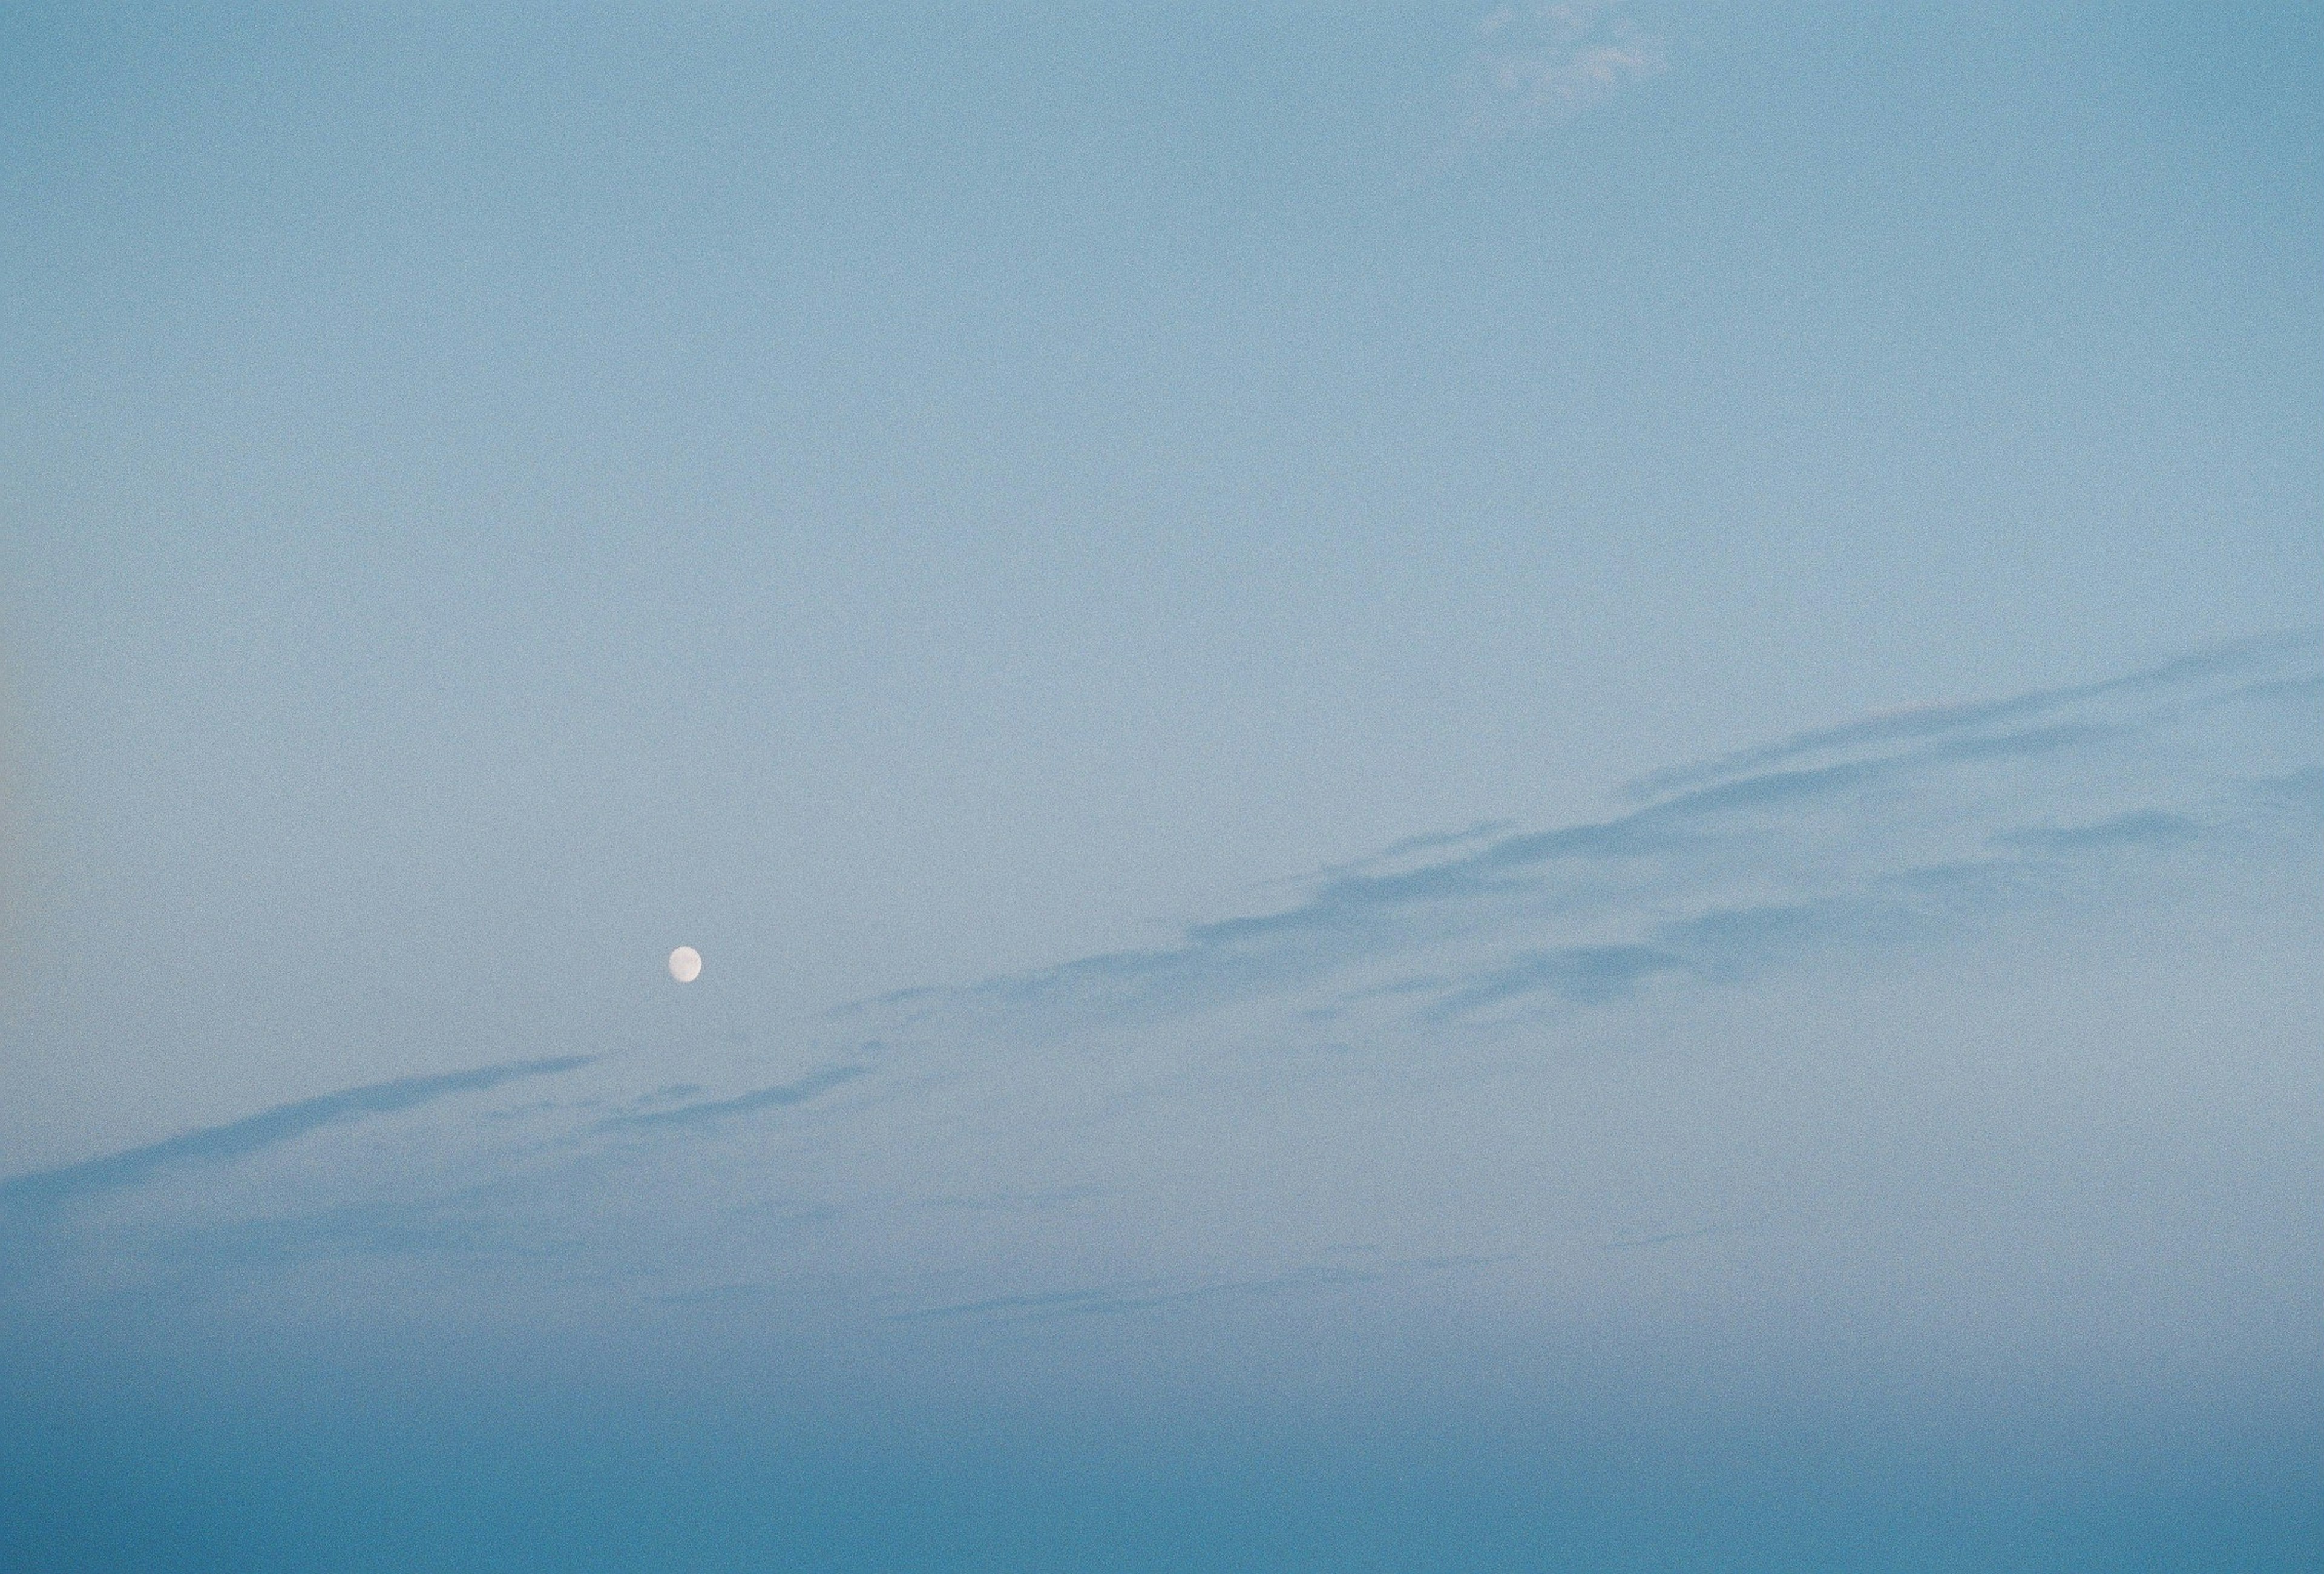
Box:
1469 2 1668 136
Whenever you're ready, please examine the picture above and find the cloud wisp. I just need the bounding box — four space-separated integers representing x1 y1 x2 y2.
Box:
0 1055 594 1212
887 1256 1500 1326
1621 631 2319 802
593 1062 870 1132
1468 2 1669 136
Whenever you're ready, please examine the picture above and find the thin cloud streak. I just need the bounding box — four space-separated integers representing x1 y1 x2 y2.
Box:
889 1257 1501 1325
0 1056 594 1210
1622 631 2320 803
594 1062 870 1132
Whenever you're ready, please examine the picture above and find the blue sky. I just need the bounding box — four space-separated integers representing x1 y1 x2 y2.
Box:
3 4 2320 1568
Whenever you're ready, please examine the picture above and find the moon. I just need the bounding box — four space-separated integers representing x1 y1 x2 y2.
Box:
668 946 702 983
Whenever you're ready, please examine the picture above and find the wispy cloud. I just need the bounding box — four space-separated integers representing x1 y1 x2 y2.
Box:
1621 631 2319 802
0 1055 594 1210
1603 1222 1739 1250
1996 810 2201 855
1468 2 1669 136
1430 941 1685 1016
888 1256 1499 1325
592 1062 869 1133
844 634 2318 1034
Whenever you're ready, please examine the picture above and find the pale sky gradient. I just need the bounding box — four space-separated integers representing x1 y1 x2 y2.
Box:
4 5 2320 1568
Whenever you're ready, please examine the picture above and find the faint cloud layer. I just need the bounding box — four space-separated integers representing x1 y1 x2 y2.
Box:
872 633 2318 1029
3 634 2317 1336
1470 2 1669 134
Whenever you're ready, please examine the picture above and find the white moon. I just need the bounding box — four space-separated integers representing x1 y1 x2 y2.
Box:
668 946 702 983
